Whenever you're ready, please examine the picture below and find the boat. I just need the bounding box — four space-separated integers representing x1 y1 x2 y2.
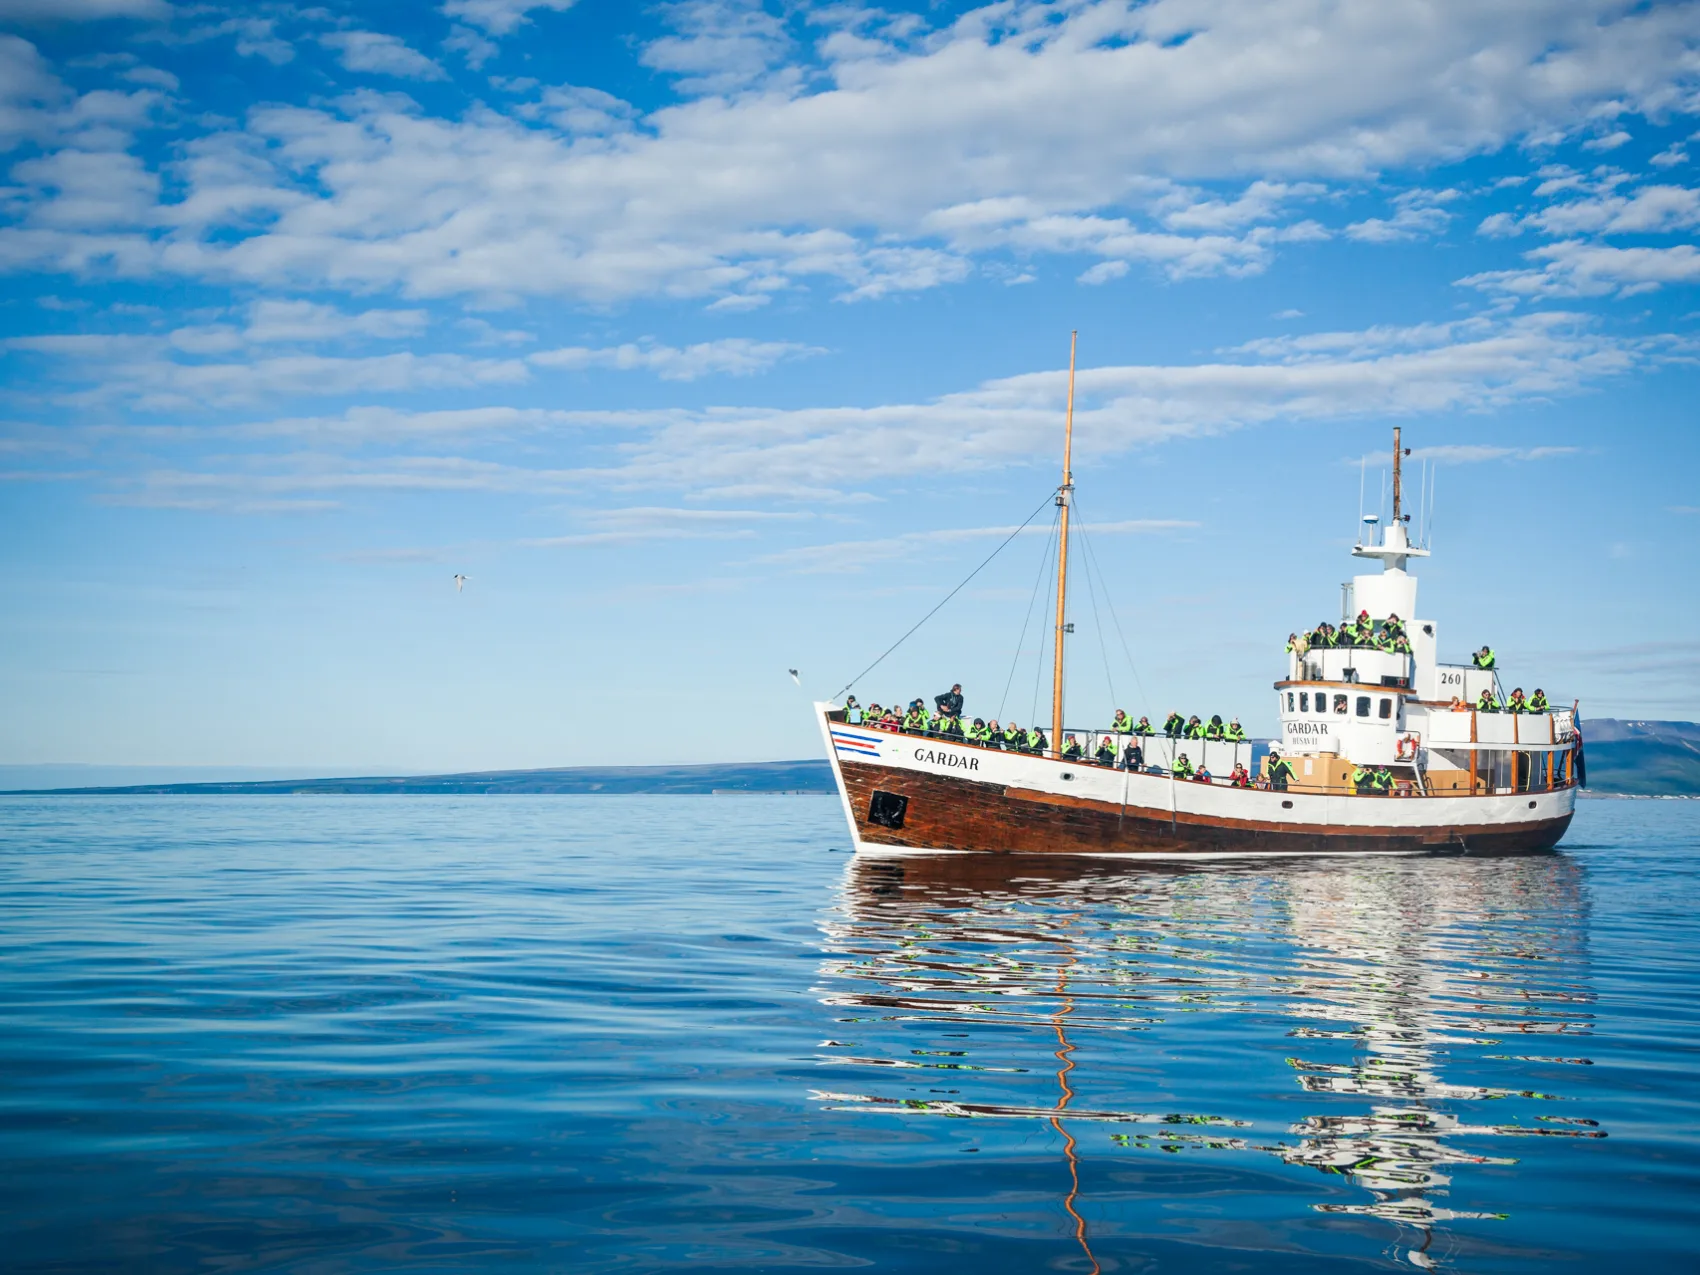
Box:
813 334 1579 857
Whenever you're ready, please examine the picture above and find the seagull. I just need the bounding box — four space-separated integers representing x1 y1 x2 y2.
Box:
453 574 470 592
788 668 800 685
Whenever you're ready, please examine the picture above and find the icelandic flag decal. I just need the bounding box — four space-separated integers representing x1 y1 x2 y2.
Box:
830 728 881 758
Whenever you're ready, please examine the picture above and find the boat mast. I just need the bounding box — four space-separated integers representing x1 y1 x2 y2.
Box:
1051 331 1077 755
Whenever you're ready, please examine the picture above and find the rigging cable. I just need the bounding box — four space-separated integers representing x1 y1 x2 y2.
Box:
1030 520 1059 728
832 488 1059 703
1072 508 1118 711
1072 499 1155 725
999 506 1062 722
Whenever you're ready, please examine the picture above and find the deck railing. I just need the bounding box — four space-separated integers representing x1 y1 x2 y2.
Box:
831 712 1580 797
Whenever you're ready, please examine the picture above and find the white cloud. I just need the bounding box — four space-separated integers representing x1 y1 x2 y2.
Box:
37 312 1640 512
760 519 1199 574
1460 241 1700 298
1406 444 1580 464
6 0 1698 304
641 0 795 96
1523 184 1700 236
319 32 447 81
529 338 822 379
1345 189 1458 243
1651 145 1689 168
243 300 430 343
442 0 576 37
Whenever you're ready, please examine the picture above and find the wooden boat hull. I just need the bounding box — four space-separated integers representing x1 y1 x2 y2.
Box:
820 710 1575 858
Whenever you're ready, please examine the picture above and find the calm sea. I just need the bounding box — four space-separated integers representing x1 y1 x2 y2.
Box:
0 795 1695 1273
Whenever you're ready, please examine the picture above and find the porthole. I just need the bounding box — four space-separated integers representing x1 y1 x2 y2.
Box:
1528 800 1537 809
1281 800 1294 809
1061 771 1074 781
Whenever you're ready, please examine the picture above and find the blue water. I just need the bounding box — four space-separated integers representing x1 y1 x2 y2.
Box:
0 797 1695 1273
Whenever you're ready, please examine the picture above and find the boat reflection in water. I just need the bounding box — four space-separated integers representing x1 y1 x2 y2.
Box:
816 851 1601 1270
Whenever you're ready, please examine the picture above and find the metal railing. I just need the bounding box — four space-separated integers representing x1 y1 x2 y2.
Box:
833 710 1580 797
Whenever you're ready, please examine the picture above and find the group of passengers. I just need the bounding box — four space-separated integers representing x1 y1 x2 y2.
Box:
1470 686 1551 714
1289 610 1413 657
1158 711 1247 741
1349 763 1400 795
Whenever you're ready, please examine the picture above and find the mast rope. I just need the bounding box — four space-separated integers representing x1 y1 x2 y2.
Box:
1072 502 1155 725
1075 512 1118 709
831 488 1059 703
999 506 1061 721
1030 535 1056 727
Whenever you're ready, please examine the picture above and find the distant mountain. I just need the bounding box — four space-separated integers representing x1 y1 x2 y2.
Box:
1581 719 1700 797
3 759 836 796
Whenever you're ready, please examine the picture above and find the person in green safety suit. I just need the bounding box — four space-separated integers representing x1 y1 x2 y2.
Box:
1472 645 1496 669
1374 766 1395 795
903 705 928 734
1111 709 1134 734
1094 736 1117 767
1476 689 1500 713
1172 753 1194 779
1528 689 1550 712
1003 721 1024 751
1265 749 1295 791
1351 764 1373 795
1134 716 1154 736
1061 734 1084 761
942 714 965 740
1506 688 1529 714
1026 726 1048 754
1163 711 1185 738
925 709 945 736
1205 715 1225 741
1225 719 1247 742
1286 632 1305 656
1185 715 1205 739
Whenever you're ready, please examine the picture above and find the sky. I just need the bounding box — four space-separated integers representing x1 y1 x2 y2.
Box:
1 0 1697 774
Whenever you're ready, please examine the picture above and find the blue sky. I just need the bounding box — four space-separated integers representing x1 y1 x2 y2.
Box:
1 0 1697 772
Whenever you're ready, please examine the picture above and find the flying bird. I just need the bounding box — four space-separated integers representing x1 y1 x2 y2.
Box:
788 668 800 685
453 574 470 592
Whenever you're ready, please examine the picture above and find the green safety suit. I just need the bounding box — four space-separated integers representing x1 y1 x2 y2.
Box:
1528 692 1549 712
1163 713 1184 738
1476 692 1500 713
1225 723 1247 741
1003 726 1023 750
1473 649 1497 669
1172 757 1194 779
1351 766 1372 794
1112 712 1133 733
1134 719 1154 736
1266 758 1294 790
1027 729 1047 754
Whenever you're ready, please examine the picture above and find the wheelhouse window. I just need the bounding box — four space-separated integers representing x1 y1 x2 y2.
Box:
1356 696 1371 717
1333 694 1348 714
1316 695 1328 715
1287 692 1295 711
1299 692 1309 712
1379 698 1393 720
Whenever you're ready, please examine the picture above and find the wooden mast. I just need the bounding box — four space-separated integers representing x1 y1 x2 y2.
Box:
1051 331 1077 756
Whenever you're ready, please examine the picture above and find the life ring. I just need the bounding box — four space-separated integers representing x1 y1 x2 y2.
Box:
1395 734 1420 760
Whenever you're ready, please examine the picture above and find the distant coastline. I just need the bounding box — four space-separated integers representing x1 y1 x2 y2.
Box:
4 718 1695 797
0 759 837 797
